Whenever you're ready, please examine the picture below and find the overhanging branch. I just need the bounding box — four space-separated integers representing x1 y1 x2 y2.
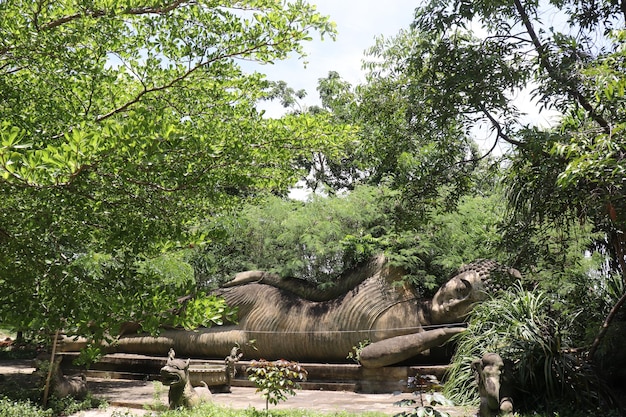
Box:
40 1 195 31
478 104 524 148
512 0 610 135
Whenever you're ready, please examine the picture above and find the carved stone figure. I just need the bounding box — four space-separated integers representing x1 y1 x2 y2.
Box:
36 356 88 400
472 353 514 416
160 348 211 409
225 345 243 381
49 357 88 400
62 256 520 368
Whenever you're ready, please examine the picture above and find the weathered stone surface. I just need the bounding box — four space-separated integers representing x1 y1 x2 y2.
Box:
472 352 514 416
62 256 520 368
49 357 88 400
160 349 211 409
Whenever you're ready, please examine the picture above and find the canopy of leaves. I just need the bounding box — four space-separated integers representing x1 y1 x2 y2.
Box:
400 0 626 373
192 181 512 297
0 0 353 341
406 0 625 271
296 34 482 216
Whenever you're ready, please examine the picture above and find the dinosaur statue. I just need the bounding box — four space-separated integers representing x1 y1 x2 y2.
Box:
160 348 211 409
61 256 520 368
472 353 514 416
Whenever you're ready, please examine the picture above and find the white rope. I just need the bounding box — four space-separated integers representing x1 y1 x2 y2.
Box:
243 323 467 335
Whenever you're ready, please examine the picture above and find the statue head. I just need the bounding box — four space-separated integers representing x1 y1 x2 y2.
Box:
429 260 521 324
472 352 514 415
430 270 487 324
160 349 190 388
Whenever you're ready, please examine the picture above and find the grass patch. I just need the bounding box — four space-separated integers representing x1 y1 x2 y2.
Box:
3 393 618 417
1 399 392 417
156 402 390 416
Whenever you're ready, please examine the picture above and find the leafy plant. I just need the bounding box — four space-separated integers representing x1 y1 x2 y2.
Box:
445 283 616 412
346 339 371 364
0 0 347 356
143 381 168 412
0 397 53 417
246 359 308 413
193 186 397 288
394 374 452 417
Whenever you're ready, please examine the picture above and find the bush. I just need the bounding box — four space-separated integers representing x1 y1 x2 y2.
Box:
0 397 53 417
444 283 616 412
247 359 307 412
192 187 396 287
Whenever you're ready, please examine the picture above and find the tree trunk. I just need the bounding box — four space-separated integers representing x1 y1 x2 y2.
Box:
588 219 626 360
42 329 60 408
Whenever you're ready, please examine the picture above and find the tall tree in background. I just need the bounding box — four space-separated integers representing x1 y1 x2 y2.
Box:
303 37 482 226
0 0 351 346
407 0 625 357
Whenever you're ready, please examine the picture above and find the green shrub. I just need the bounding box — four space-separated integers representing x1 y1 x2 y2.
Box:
0 397 53 417
247 359 307 412
444 283 616 412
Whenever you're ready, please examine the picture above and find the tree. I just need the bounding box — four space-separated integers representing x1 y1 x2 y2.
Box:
408 0 626 363
191 176 514 300
297 36 482 224
0 0 351 347
191 185 399 288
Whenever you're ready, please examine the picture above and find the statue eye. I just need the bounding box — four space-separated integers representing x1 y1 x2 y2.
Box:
457 278 472 296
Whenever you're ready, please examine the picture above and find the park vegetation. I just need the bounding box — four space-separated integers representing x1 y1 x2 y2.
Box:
1 0 625 416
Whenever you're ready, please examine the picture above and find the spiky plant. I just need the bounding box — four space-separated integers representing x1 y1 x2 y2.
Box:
444 283 615 411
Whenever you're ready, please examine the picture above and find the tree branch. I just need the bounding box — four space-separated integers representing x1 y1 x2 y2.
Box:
478 104 524 148
588 288 626 360
94 42 273 123
39 1 195 31
512 0 610 135
588 210 626 359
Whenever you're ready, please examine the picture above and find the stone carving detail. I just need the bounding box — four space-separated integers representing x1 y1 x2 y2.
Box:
62 256 520 368
160 349 211 409
472 353 514 416
225 345 243 381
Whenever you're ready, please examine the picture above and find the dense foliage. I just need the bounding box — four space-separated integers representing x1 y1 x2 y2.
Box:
191 183 508 295
445 285 617 412
1 0 626 414
0 0 352 345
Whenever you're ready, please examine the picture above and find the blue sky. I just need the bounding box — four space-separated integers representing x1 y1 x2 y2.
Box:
254 0 419 116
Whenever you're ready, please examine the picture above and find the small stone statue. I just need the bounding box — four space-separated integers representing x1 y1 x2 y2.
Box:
49 357 88 399
472 353 514 416
225 344 243 381
160 348 211 409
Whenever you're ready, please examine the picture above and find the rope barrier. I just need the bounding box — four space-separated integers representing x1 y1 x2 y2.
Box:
243 322 468 335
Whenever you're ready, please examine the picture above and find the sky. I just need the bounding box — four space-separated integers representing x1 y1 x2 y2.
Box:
251 0 419 117
247 0 561 155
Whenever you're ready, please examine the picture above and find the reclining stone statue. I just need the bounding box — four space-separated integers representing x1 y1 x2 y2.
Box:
472 352 514 416
61 255 520 368
160 348 211 409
